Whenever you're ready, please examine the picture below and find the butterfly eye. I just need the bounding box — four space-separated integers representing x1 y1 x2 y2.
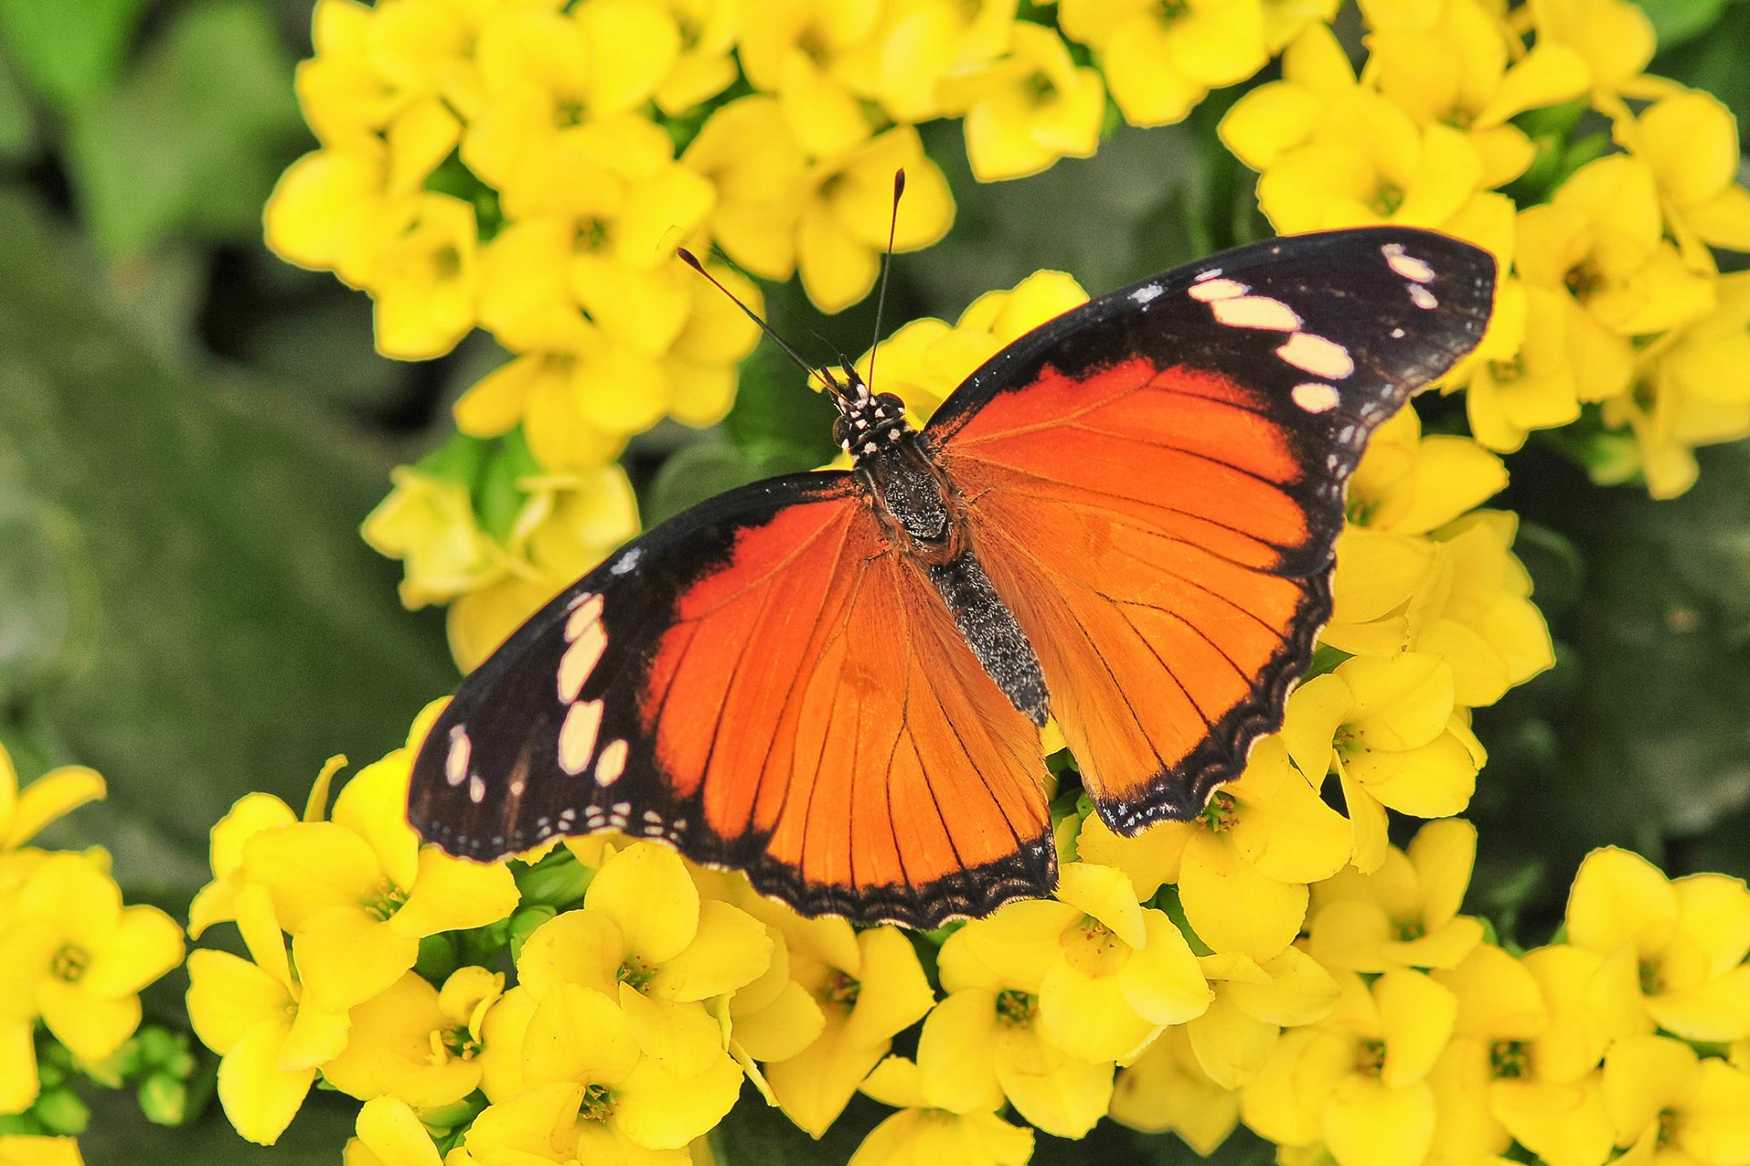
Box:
876 392 905 413
831 417 849 447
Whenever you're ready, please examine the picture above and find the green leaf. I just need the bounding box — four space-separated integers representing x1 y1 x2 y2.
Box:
0 50 37 159
0 188 456 898
63 0 302 255
0 0 146 110
1632 0 1726 49
645 441 767 526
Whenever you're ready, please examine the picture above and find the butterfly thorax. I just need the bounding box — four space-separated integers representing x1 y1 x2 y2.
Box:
841 388 1051 727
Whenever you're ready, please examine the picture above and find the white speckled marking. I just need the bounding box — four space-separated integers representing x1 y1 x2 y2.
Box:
1130 283 1164 305
558 699 603 776
1292 382 1342 413
1276 332 1355 379
610 548 642 576
1390 327 1406 339
1213 296 1302 331
445 726 470 786
1382 243 1436 283
1188 278 1248 303
596 741 629 786
1408 284 1439 310
468 773 485 804
557 618 607 703
642 810 664 824
564 593 603 641
1193 267 1222 282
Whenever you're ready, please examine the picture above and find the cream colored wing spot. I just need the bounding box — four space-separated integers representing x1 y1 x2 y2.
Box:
1188 277 1249 302
595 739 629 786
557 618 608 703
1409 284 1440 310
559 698 604 776
1276 332 1355 379
564 592 603 640
1382 242 1436 283
445 726 470 787
468 773 486 804
1212 296 1302 331
1291 382 1342 413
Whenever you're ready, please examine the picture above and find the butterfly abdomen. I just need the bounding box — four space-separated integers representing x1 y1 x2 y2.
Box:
925 553 1050 727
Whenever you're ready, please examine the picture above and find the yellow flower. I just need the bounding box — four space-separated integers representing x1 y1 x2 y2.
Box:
322 967 502 1107
262 147 409 290
860 0 1015 124
946 863 1211 1065
1602 1036 1750 1165
515 842 770 1078
1462 283 1583 453
1425 943 1550 1162
1528 0 1657 98
186 886 350 1145
687 107 954 313
937 23 1104 182
1187 947 1342 1089
1219 21 1356 172
0 745 105 854
1348 387 1508 539
1284 659 1487 871
1629 271 1750 499
924 920 1115 1137
1517 154 1717 404
462 5 678 191
514 984 743 1154
1623 91 1750 259
737 0 881 158
0 851 181 1112
1059 0 1267 128
1262 0 1338 50
369 192 481 360
187 785 312 940
1109 1026 1240 1154
0 1137 83 1166
362 464 506 610
1304 819 1485 973
1368 1 1590 187
242 749 520 1011
1253 90 1484 235
1080 736 1350 961
1241 969 1456 1166
761 925 935 1137
852 1055 1035 1166
650 0 741 115
1419 511 1555 707
1485 943 1631 1166
1565 847 1750 1042
344 1096 443 1166
455 1078 694 1166
856 270 1089 420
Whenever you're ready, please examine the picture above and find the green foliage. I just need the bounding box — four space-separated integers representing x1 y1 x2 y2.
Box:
63 0 302 255
0 0 146 110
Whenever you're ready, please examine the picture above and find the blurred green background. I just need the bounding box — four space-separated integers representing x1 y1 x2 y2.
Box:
1 0 1748 1161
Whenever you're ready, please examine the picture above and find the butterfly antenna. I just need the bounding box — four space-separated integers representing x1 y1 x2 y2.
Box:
675 248 842 398
865 168 905 395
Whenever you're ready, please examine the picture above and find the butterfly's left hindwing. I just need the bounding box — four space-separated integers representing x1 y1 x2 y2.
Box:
409 471 1054 928
928 227 1496 834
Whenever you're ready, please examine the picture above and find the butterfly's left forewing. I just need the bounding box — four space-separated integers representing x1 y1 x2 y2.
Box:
929 227 1495 834
409 471 1053 927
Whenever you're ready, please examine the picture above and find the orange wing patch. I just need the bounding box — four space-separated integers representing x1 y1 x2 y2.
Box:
942 357 1324 829
642 496 1053 924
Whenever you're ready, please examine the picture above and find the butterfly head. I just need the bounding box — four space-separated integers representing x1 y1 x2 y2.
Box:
829 370 912 459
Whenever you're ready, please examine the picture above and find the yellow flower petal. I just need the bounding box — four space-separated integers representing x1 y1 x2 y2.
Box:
82 904 183 998
294 908 419 1011
1565 847 1678 958
586 841 701 965
1490 1077 1615 1166
1179 829 1307 962
0 1020 39 1113
1039 958 1160 1064
4 765 106 849
1376 969 1456 1087
1055 862 1146 949
614 1051 745 1151
37 978 139 1062
648 900 773 1002
522 983 641 1087
915 990 1004 1114
217 1022 316 1146
392 848 520 938
1323 1076 1436 1166
619 986 725 1078
1118 910 1214 1026
733 978 826 1063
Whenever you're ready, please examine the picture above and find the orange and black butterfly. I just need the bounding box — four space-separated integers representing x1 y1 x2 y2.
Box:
409 226 1494 927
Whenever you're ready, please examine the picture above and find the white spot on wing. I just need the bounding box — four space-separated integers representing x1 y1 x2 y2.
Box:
610 548 642 576
1213 296 1302 332
445 726 470 787
1408 284 1439 310
1188 278 1248 303
564 593 603 641
559 699 604 776
557 618 607 703
1292 382 1342 413
468 773 485 804
596 740 629 786
1382 243 1436 283
1193 267 1222 282
1130 283 1164 305
1390 327 1406 339
1276 332 1355 379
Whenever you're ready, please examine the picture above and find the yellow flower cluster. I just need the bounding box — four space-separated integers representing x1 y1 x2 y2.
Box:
0 743 183 1159
1221 0 1750 496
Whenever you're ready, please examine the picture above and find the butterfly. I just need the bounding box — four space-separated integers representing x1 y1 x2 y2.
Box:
408 226 1495 928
